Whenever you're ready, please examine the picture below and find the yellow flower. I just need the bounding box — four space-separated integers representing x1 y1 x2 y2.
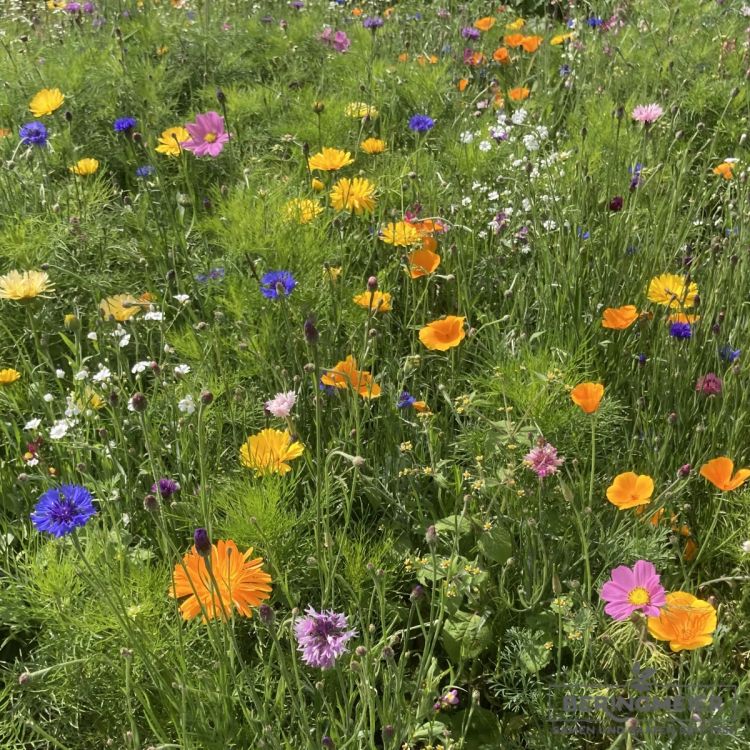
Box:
311 177 325 192
345 102 378 119
647 273 698 309
380 221 422 247
155 126 189 157
330 177 376 215
324 266 342 282
0 270 53 301
69 158 100 176
308 147 354 172
99 294 143 322
550 33 574 45
321 355 381 399
360 138 387 154
29 88 65 117
353 290 392 312
284 198 323 224
0 368 21 385
239 428 304 476
506 18 525 30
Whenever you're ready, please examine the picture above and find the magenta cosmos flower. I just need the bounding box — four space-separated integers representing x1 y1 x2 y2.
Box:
631 103 663 125
600 560 666 620
181 111 229 157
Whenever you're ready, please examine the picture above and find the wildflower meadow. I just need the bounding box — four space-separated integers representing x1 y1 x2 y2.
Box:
2 0 750 748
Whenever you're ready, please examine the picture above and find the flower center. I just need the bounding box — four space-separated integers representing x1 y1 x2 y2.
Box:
628 587 650 606
204 132 217 143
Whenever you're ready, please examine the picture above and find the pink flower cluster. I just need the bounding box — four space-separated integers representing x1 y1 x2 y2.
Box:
319 26 351 53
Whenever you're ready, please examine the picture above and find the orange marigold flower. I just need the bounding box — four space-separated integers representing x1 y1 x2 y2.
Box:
170 539 272 622
474 16 496 32
647 592 717 652
492 47 511 64
508 87 530 101
699 457 750 491
606 472 655 510
321 355 381 399
407 248 441 278
419 316 466 351
601 305 639 330
647 273 698 309
570 382 604 414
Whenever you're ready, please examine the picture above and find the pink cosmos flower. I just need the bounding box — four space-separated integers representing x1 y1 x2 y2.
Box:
524 440 564 478
181 111 229 157
631 103 663 125
265 391 297 419
600 560 666 620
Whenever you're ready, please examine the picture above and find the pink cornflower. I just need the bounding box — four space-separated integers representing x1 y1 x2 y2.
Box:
181 112 229 157
631 103 663 125
319 26 351 53
600 560 666 621
695 373 722 396
265 391 297 418
524 440 564 478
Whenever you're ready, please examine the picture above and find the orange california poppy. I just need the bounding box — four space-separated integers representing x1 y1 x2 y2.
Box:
466 51 485 66
647 592 717 652
521 35 543 52
457 78 469 92
570 382 604 414
713 162 734 180
407 248 441 278
606 472 655 510
492 47 511 64
398 52 409 63
419 316 466 351
170 539 272 622
413 401 430 413
505 33 525 48
351 7 363 16
321 355 381 399
508 87 530 101
601 305 639 330
474 17 496 32
699 457 750 491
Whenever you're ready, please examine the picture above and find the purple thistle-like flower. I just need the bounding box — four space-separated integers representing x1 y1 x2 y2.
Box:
363 16 384 30
30 484 96 537
524 441 564 478
294 606 357 669
461 26 480 40
151 477 181 497
260 270 296 299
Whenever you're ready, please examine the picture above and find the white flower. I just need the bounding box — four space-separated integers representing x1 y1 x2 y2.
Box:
535 125 549 140
178 394 195 415
522 198 532 212
87 332 98 341
50 419 73 440
174 364 191 376
119 334 131 348
477 230 487 239
265 391 297 418
522 134 540 152
511 108 527 125
132 361 152 374
26 457 39 467
43 393 54 403
478 140 492 152
143 311 164 321
55 369 65 378
92 367 111 383
64 396 81 418
24 418 42 431
742 540 750 553
487 190 499 201
164 344 175 354
112 325 128 339
461 197 472 207
459 130 474 144
542 219 558 231
174 294 190 304
74 369 89 381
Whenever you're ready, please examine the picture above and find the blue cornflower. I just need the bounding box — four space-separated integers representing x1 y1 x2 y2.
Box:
719 345 740 362
363 16 384 29
461 27 480 40
397 391 417 409
195 267 225 283
408 114 435 133
628 163 643 191
30 484 96 537
260 270 296 299
19 121 48 147
559 64 571 77
577 227 590 240
113 116 137 133
135 165 155 178
669 322 692 339
587 17 603 28
637 353 648 366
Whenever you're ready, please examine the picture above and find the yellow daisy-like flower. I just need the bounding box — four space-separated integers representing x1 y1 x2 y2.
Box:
284 198 323 224
324 265 342 282
647 273 698 309
380 221 422 247
311 177 325 192
99 294 143 322
0 368 21 385
155 126 189 157
550 32 574 45
360 138 387 154
69 158 100 176
345 102 379 119
29 88 65 117
0 270 54 301
506 18 525 30
353 290 392 313
330 177 376 215
239 428 305 476
308 147 354 172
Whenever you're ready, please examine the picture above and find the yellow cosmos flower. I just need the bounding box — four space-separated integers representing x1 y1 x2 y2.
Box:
69 158 100 176
0 368 21 385
647 273 698 309
330 177 376 215
360 138 387 154
353 290 392 313
0 270 54 301
99 294 143 322
155 126 189 157
380 221 422 247
239 428 304 476
308 147 354 172
284 198 323 224
345 102 378 119
29 88 65 117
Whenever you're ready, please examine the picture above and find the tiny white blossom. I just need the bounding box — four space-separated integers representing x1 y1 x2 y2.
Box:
459 130 474 144
178 394 196 415
87 332 98 341
132 361 152 374
174 364 191 376
478 140 492 152
542 219 558 231
143 311 164 321
511 108 527 125
74 369 89 381
43 393 54 403
55 369 65 378
742 540 750 553
461 197 472 207
522 134 540 152
24 418 42 431
50 419 73 440
119 334 131 348
174 294 190 304
164 344 175 354
487 191 499 201
522 198 532 212
92 367 111 383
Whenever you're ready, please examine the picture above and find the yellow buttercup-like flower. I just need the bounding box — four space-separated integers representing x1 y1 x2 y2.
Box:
69 158 100 176
380 221 422 247
29 88 65 117
360 138 387 154
353 290 392 313
155 126 189 157
308 147 354 172
239 428 305 476
0 270 54 301
330 177 376 215
284 198 323 224
0 368 21 385
99 294 143 322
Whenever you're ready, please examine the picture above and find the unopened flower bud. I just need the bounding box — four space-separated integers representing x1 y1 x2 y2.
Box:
304 317 319 345
425 525 438 545
367 275 378 292
193 527 211 557
143 494 158 512
200 390 214 405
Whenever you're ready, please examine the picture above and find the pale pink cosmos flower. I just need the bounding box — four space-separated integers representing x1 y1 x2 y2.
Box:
265 391 297 419
524 440 564 478
631 103 663 124
181 111 229 157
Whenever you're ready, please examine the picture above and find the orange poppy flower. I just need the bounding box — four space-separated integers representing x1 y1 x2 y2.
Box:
508 87 530 101
351 7 362 16
474 16 496 32
419 316 466 351
505 33 525 47
398 52 409 63
570 382 604 414
416 54 439 65
321 355 381 399
413 401 430 413
521 35 543 52
601 305 639 330
606 472 655 510
713 162 734 180
407 248 441 278
647 592 717 652
466 51 485 66
457 78 469 91
410 219 447 235
699 457 750 491
492 47 511 64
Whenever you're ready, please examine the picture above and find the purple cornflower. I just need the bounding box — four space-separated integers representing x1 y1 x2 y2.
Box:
669 322 692 339
65 2 82 11
260 270 296 299
114 117 137 133
195 267 225 282
695 373 722 396
461 26 480 40
82 2 95 12
632 103 663 125
719 345 740 362
629 163 643 191
19 121 48 147
30 484 96 537
524 441 564 478
151 477 181 497
363 16 384 30
135 165 155 178
408 114 435 133
397 391 417 409
294 607 358 669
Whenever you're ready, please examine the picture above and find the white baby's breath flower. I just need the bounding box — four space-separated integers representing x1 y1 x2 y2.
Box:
119 334 131 348
50 419 74 440
143 311 164 321
132 361 152 374
74 369 89 381
43 393 54 403
87 332 98 341
55 369 65 378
